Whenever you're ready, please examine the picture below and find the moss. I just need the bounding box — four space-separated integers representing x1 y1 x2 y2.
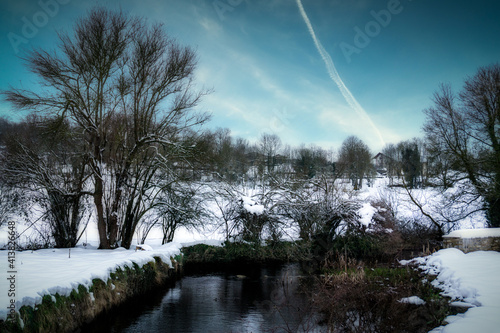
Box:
69 285 88 302
182 241 310 268
0 318 22 333
173 253 183 264
89 278 106 294
0 257 177 333
41 295 55 307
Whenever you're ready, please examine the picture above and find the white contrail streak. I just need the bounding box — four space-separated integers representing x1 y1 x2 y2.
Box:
296 0 385 146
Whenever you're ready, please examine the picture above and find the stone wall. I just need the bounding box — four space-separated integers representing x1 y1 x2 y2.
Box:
0 256 181 333
443 236 500 253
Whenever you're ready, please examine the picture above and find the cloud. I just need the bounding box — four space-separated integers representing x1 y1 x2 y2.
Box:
198 17 222 35
295 0 385 147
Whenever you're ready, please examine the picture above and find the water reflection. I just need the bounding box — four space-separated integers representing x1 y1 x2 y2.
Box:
116 264 323 333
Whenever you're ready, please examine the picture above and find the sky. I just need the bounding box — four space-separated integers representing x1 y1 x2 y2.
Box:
0 0 499 153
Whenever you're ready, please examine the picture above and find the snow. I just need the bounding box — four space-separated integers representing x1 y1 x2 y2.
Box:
0 177 497 328
135 244 153 251
180 239 225 247
398 296 426 305
404 248 500 332
241 195 265 215
444 228 500 239
358 202 377 227
358 178 488 232
0 243 182 321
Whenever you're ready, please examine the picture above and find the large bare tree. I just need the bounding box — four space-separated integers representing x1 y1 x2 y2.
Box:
3 7 209 248
423 63 500 227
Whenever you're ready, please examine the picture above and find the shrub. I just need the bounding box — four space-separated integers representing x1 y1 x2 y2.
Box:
397 218 442 257
315 266 452 332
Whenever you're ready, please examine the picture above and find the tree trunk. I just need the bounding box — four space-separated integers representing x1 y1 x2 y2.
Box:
486 172 500 227
94 175 111 249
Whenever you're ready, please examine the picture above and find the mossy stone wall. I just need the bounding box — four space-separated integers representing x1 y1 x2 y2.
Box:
443 237 500 253
0 256 180 333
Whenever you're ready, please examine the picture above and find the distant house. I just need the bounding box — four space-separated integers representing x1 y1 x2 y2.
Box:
372 152 387 170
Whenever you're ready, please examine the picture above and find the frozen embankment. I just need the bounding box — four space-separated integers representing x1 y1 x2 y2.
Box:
0 243 183 332
403 248 500 333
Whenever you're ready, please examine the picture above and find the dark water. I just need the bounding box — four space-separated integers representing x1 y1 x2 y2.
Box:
83 263 324 333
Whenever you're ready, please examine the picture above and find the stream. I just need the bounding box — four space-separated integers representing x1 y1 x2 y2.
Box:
82 263 325 333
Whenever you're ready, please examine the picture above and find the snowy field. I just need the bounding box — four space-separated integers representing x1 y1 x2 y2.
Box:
0 178 488 248
1 178 498 331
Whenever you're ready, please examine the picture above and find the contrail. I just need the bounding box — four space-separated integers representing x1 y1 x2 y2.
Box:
296 0 385 147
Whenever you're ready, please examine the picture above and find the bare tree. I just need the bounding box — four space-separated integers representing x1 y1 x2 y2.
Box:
207 182 241 241
259 133 282 174
0 118 25 229
337 136 373 190
210 128 250 182
425 137 455 188
0 178 25 230
207 181 277 243
278 174 359 242
293 145 331 179
0 116 90 248
423 63 500 227
381 143 399 185
154 183 207 244
3 7 209 248
399 140 422 189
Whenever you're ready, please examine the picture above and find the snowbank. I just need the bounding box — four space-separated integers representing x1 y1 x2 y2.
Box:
405 248 500 333
0 243 182 321
444 228 500 239
180 239 225 247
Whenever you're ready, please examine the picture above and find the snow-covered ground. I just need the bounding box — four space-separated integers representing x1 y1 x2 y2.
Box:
444 228 500 238
0 178 488 248
0 177 497 330
2 242 499 331
404 249 500 333
0 242 183 321
357 177 487 232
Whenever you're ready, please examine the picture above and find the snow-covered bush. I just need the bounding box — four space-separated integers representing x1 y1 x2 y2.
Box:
278 177 360 243
235 195 272 243
155 183 207 244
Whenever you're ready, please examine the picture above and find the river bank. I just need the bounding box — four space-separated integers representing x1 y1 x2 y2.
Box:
180 242 456 332
0 244 182 333
81 262 321 333
2 241 497 333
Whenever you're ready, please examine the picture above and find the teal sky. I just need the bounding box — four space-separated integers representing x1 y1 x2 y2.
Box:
1 0 499 152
